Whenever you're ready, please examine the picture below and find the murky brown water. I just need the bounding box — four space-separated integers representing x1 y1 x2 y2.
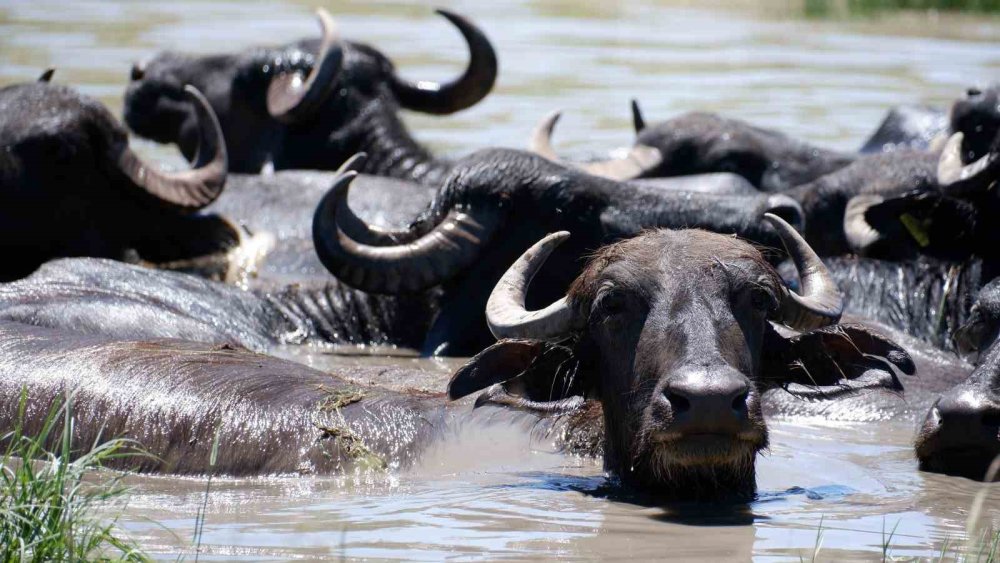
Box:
2 0 1000 559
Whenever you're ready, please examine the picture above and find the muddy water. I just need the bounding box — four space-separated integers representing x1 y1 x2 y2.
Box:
2 0 1000 559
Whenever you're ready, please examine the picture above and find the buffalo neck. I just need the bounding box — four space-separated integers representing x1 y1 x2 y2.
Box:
343 103 454 186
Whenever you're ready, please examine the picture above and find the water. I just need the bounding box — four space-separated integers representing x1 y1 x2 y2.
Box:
2 0 1000 559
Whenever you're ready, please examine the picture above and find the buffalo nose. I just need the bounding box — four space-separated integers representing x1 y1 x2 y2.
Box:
663 374 750 433
130 62 146 81
932 392 1000 444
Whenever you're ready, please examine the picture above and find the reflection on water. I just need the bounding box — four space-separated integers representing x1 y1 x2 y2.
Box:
2 0 1000 559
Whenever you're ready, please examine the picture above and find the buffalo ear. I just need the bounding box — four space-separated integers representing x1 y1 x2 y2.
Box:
448 339 547 400
762 323 915 398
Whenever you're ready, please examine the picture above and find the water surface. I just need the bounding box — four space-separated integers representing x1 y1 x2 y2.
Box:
2 0 999 559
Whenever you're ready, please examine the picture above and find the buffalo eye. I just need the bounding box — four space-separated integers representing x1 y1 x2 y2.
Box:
748 286 778 314
592 286 628 319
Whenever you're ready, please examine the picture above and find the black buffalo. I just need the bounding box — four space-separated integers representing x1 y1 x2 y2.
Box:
313 149 806 355
124 9 496 181
531 84 999 193
531 104 853 191
447 216 913 499
0 80 227 281
0 257 435 351
916 278 1000 481
0 319 484 476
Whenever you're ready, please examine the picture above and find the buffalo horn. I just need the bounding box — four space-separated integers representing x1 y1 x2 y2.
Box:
312 171 501 294
764 213 844 330
937 132 1000 196
485 231 583 340
390 9 497 115
843 194 885 253
112 85 227 212
266 8 343 123
528 111 663 181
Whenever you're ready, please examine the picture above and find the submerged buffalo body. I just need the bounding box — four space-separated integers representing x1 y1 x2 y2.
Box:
0 258 435 350
0 320 476 476
448 218 913 499
124 9 496 180
0 81 228 281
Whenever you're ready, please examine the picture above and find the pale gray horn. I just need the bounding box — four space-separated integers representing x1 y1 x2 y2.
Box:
267 8 343 123
937 132 1000 196
527 111 663 181
113 85 227 212
486 231 583 340
764 213 843 330
843 194 885 253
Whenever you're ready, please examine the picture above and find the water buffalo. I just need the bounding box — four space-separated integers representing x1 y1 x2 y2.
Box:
0 80 227 281
531 84 1000 196
0 257 434 350
0 319 474 476
313 150 806 355
447 216 914 499
123 9 496 180
530 102 854 191
916 278 1000 481
858 104 948 154
797 128 1000 258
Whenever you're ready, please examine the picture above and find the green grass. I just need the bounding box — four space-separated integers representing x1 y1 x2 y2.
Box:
0 390 148 562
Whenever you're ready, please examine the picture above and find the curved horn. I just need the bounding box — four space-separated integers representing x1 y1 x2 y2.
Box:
37 68 55 83
937 132 1000 196
312 171 502 294
529 110 562 161
266 8 343 123
631 98 646 133
486 231 583 340
843 194 885 253
390 9 497 115
527 111 663 181
764 213 843 330
113 85 227 212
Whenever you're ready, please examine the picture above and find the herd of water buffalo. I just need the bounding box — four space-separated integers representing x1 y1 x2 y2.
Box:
1 8 999 502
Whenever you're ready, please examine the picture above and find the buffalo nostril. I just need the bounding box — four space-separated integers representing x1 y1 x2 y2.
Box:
665 392 691 415
131 62 145 81
967 87 982 97
983 410 1000 428
732 391 749 413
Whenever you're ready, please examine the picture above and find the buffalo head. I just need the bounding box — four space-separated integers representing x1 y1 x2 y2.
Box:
916 278 1000 481
124 9 496 176
448 215 913 499
950 83 1000 165
843 127 1000 259
0 80 228 280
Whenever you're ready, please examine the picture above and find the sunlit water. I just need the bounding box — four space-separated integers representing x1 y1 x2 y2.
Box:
2 0 1000 559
